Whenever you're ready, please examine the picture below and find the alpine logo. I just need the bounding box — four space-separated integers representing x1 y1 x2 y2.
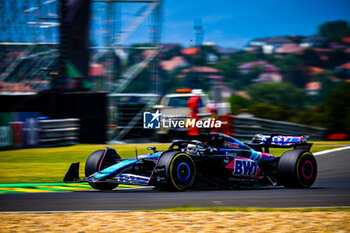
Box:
225 158 258 177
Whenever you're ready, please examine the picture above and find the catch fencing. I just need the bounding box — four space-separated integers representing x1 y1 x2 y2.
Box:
39 118 80 147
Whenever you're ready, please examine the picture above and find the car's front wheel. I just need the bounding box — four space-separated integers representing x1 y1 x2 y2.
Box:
85 147 120 190
155 151 196 191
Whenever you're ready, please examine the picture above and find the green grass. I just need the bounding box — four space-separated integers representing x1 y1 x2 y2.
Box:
0 144 170 183
144 206 350 212
0 141 349 183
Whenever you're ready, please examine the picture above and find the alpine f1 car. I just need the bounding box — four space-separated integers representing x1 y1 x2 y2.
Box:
64 133 317 191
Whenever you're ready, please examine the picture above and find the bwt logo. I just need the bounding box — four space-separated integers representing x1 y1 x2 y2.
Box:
233 158 258 177
143 110 161 129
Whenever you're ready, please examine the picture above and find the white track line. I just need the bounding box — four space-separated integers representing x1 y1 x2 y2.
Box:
313 146 350 156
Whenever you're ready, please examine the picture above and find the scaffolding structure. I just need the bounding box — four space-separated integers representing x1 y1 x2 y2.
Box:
0 0 59 92
0 0 163 141
93 0 163 95
0 0 59 44
91 0 163 142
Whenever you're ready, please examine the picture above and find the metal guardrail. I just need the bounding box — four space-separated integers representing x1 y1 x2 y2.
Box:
39 118 80 147
232 116 327 141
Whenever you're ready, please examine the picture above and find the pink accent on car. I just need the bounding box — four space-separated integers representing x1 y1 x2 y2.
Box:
302 160 313 179
98 149 108 172
261 153 275 159
225 159 235 169
225 157 252 169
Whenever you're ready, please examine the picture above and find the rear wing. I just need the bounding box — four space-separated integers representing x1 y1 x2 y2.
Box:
245 134 313 153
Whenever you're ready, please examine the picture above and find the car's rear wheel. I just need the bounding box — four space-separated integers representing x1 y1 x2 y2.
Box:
278 149 317 188
85 148 120 190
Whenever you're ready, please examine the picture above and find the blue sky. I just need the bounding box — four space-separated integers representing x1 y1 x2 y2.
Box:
2 0 350 49
159 0 350 48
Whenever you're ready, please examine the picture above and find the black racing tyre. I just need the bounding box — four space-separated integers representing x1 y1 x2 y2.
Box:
278 149 317 188
85 148 120 190
155 151 196 191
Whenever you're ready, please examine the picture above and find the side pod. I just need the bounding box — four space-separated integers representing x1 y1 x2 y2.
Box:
63 162 80 182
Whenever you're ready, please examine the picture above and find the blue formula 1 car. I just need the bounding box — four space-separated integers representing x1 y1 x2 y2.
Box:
64 133 317 191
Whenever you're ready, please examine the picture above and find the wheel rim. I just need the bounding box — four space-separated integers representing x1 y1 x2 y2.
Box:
177 162 191 181
302 160 313 179
296 153 317 187
170 153 196 190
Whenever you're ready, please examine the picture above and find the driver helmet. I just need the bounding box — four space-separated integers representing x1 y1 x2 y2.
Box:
252 134 264 143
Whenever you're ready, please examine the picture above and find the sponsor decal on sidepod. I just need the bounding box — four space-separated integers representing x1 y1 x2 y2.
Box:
225 157 261 178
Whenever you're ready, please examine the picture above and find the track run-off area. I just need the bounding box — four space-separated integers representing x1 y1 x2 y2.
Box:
0 147 349 211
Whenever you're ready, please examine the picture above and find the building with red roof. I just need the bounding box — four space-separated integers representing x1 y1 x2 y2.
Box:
254 72 283 83
0 82 35 93
238 61 280 74
181 47 200 55
179 66 224 83
303 66 325 76
160 56 188 72
305 81 322 95
343 37 350 44
337 62 350 70
89 63 106 77
336 62 350 75
274 43 304 55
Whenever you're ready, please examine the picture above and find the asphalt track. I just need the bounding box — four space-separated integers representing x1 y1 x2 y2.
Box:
0 148 349 211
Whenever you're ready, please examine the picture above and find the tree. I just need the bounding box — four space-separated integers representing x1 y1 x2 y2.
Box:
324 82 350 130
246 83 306 108
298 48 321 67
124 69 149 92
229 95 254 114
127 43 153 64
318 20 350 42
249 103 293 121
214 58 240 89
201 45 219 56
291 106 327 127
249 102 274 119
164 69 185 93
284 65 310 88
326 50 350 69
270 54 310 88
215 51 271 90
163 45 182 60
315 73 339 103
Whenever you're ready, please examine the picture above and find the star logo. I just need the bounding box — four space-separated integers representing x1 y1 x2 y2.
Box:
150 110 161 122
143 110 161 129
